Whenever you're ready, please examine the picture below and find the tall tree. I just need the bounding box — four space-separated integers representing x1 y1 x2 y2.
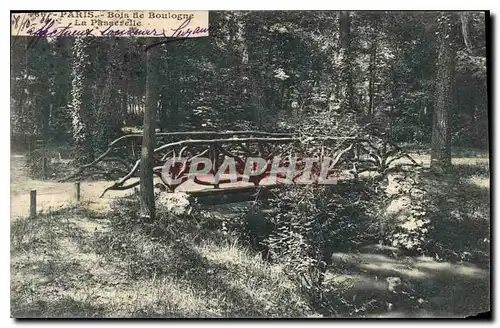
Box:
431 13 456 172
11 11 488 157
140 43 160 221
339 11 355 114
50 38 73 143
94 39 123 151
367 14 381 120
70 37 95 162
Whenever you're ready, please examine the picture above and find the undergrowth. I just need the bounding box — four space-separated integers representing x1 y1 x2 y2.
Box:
11 155 490 318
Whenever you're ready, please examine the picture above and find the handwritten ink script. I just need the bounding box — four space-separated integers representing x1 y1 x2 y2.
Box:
11 11 209 38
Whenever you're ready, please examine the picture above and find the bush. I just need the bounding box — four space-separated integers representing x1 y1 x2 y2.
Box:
238 181 384 311
383 171 431 252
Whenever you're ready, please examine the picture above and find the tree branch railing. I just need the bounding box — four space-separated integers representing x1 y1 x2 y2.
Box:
60 131 422 197
60 131 293 182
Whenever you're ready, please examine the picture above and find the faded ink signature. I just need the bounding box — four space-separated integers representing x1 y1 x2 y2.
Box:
23 17 208 50
146 17 209 51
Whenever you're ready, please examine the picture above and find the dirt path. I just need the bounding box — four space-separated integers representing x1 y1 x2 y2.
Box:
9 154 286 218
10 154 138 218
11 151 490 219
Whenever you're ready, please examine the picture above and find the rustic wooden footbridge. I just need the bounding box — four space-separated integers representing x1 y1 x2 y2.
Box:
62 130 420 201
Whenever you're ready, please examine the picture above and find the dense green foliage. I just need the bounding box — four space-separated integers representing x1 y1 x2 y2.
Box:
11 11 487 155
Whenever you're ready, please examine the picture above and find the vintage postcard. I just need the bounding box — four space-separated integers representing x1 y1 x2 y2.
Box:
10 10 490 318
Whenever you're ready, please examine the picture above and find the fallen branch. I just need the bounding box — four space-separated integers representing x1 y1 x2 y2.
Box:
99 180 140 198
99 159 142 197
59 148 112 182
153 137 300 153
328 143 355 169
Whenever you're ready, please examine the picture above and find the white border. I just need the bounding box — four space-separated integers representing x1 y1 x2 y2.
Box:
2 1 497 327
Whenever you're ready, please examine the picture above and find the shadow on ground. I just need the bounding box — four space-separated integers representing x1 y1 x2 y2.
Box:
422 163 490 266
325 249 489 317
11 201 310 318
10 157 490 318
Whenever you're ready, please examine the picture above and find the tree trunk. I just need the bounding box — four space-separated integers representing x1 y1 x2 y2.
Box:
94 40 123 151
158 91 168 132
121 89 128 125
167 50 180 131
368 38 377 119
339 11 355 115
431 14 455 172
460 12 472 54
70 37 95 162
140 43 159 221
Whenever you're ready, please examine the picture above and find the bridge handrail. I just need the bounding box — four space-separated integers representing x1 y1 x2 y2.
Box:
109 130 293 147
61 132 422 198
61 131 294 182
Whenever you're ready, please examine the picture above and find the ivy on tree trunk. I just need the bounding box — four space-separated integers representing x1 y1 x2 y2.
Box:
431 13 455 173
70 37 95 163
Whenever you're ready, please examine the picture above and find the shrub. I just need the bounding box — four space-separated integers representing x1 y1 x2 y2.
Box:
383 170 431 253
239 181 383 311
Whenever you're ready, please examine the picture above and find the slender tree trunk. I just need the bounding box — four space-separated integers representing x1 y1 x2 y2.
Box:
23 37 38 150
117 39 129 126
431 14 455 172
168 51 180 131
140 43 159 221
339 11 355 114
368 38 377 119
94 41 123 148
158 92 168 132
34 38 52 145
460 12 472 54
157 45 168 132
121 90 128 125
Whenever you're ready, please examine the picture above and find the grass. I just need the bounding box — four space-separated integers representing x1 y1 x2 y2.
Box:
10 201 314 318
10 149 491 318
421 161 490 266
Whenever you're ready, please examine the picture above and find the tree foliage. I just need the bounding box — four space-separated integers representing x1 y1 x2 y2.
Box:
11 11 487 158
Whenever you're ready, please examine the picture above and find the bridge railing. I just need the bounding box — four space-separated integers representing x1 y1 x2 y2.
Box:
61 131 293 182
61 131 421 197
